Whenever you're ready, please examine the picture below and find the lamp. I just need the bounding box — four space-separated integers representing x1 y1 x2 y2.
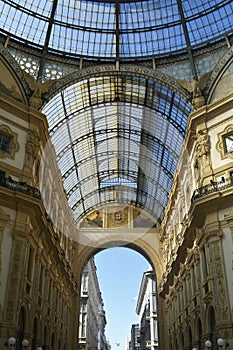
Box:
217 338 229 349
192 348 198 350
8 337 16 349
22 339 29 348
205 340 212 349
36 347 43 350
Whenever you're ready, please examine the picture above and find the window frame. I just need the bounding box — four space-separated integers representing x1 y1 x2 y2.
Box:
217 124 233 160
0 124 19 159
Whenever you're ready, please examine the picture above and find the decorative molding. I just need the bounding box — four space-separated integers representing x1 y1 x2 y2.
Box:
3 240 25 323
216 124 233 160
0 124 19 159
207 47 233 103
25 129 41 158
43 64 190 103
211 242 230 321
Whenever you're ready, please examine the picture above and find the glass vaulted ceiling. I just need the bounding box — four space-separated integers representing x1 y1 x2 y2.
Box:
0 0 232 58
1 0 231 223
42 76 191 223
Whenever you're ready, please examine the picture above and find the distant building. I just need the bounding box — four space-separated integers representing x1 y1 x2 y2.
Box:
78 258 108 350
130 324 140 350
136 270 159 350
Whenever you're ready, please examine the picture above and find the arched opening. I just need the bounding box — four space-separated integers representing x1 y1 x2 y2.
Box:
188 325 192 350
32 317 39 350
43 326 48 350
18 307 26 346
197 317 203 350
78 246 159 350
51 332 55 350
180 332 184 350
209 306 216 346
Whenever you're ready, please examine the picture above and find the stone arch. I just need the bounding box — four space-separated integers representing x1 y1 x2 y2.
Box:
179 331 184 350
17 305 28 345
0 46 28 104
43 324 49 350
187 324 193 350
194 316 203 350
207 47 233 103
43 64 190 104
73 236 163 284
51 332 56 350
204 304 217 344
32 316 40 350
72 235 165 350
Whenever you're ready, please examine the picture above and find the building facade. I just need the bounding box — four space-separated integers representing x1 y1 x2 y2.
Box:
130 324 140 350
136 271 159 350
78 258 108 350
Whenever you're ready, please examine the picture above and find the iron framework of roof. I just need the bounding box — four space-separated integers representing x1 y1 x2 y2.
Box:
1 0 232 224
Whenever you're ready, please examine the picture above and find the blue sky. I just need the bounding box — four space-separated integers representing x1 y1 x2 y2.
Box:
94 247 150 350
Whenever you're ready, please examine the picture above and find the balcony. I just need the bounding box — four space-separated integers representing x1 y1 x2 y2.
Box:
191 177 233 201
0 176 41 199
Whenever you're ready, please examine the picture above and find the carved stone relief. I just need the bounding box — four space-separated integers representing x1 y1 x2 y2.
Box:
194 128 212 186
211 243 230 321
3 239 25 323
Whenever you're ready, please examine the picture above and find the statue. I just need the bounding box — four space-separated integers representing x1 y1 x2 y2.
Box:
178 71 212 109
23 71 55 109
196 129 210 165
194 129 211 185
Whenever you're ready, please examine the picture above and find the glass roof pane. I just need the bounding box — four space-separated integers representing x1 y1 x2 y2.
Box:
1 0 232 58
69 189 82 208
187 2 233 46
63 171 78 193
52 125 70 156
0 2 48 44
56 0 115 30
43 71 191 222
57 150 75 175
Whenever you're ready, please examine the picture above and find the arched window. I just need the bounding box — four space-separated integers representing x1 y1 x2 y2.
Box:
18 307 26 346
51 332 55 350
209 306 216 346
180 332 184 350
43 326 48 350
188 325 192 349
197 318 203 350
32 318 38 350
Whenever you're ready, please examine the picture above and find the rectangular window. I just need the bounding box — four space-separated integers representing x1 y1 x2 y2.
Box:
230 171 233 183
0 133 11 152
224 133 233 153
